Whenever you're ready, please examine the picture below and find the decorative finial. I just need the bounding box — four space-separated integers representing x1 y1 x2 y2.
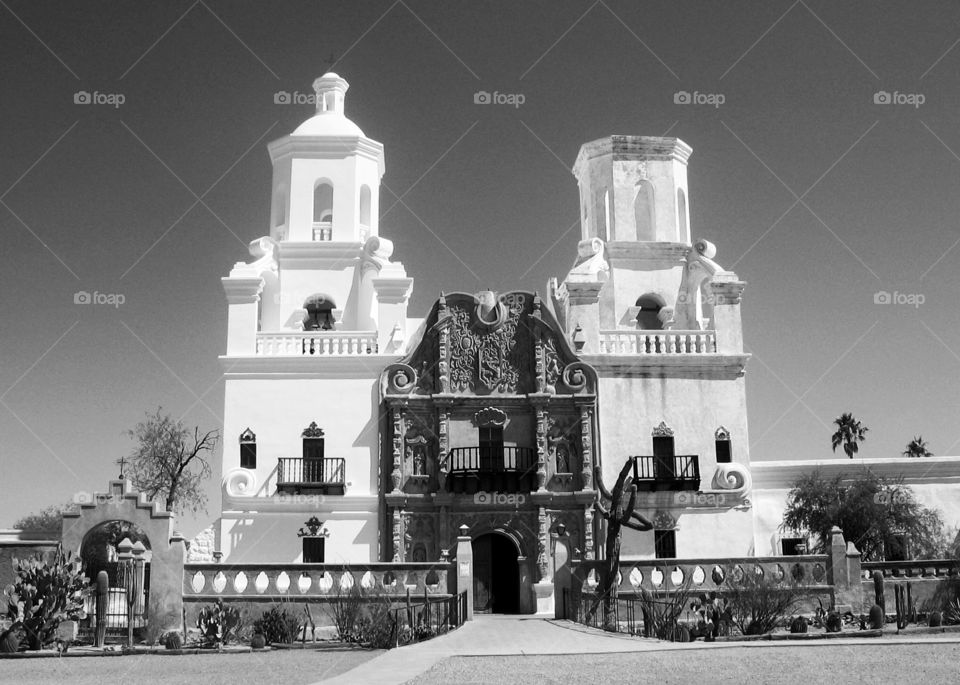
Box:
116 455 127 479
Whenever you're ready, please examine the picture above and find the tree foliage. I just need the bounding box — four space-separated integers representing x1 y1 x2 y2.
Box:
124 408 219 515
903 436 933 458
831 412 868 459
13 502 74 533
782 470 947 561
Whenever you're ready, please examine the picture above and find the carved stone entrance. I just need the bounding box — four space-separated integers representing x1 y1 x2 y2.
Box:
472 532 520 614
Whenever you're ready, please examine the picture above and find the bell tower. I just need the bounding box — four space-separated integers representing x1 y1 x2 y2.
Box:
267 72 383 244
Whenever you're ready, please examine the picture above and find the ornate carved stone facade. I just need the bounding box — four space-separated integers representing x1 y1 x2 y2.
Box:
380 291 599 605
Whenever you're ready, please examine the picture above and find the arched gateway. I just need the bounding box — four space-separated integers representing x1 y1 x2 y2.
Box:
61 479 186 641
381 290 599 614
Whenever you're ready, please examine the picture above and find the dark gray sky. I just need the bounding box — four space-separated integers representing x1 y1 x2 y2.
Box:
3 1 960 534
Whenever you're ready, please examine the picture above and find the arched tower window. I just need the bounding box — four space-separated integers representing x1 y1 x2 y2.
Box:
636 294 665 331
303 293 337 331
635 180 656 241
677 188 688 242
313 181 333 240
359 185 372 229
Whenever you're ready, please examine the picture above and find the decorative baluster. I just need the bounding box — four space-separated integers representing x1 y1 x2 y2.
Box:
666 333 675 354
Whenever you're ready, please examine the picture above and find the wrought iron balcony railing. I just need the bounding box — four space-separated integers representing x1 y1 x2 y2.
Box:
444 446 537 495
277 457 346 495
447 446 536 474
631 455 700 492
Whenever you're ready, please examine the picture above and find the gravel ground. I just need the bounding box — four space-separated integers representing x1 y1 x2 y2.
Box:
0 647 381 685
410 642 960 684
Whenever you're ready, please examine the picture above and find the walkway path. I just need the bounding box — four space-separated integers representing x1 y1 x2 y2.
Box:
315 615 960 685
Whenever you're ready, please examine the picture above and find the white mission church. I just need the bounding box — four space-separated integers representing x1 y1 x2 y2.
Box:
204 72 960 614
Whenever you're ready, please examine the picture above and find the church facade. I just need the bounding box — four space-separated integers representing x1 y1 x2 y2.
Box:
214 72 755 613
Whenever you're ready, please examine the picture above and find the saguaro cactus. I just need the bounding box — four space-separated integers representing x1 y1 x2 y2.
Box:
94 571 108 647
591 460 653 632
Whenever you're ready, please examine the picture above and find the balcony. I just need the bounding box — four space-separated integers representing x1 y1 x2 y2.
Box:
312 221 332 241
277 457 346 495
599 330 716 355
631 455 700 492
256 332 378 356
445 446 536 495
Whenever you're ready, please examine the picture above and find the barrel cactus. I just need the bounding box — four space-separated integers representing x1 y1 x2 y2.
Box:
868 604 884 630
825 611 842 633
162 631 183 650
929 611 942 627
250 633 266 649
789 616 808 634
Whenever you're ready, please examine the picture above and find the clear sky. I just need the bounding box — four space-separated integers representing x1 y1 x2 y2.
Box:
3 1 960 535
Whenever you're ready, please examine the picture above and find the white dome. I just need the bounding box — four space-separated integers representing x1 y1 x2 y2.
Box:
291 113 365 137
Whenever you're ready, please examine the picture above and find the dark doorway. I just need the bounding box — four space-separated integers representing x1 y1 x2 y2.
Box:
653 435 676 480
472 533 520 614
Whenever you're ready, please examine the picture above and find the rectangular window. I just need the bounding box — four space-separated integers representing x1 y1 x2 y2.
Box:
303 437 325 461
781 537 807 555
303 537 325 563
240 442 257 469
653 436 675 479
716 440 731 464
478 426 504 471
654 530 676 559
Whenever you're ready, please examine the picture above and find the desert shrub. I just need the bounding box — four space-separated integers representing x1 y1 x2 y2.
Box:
722 570 804 635
330 585 402 648
253 605 301 645
638 577 697 640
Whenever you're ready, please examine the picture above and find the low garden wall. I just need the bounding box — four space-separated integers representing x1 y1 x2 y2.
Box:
556 526 865 619
181 562 456 626
861 559 960 611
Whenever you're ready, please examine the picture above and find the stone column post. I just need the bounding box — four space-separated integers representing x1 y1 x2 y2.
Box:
826 526 863 612
708 274 746 355
455 525 474 621
552 530 571 619
565 282 604 353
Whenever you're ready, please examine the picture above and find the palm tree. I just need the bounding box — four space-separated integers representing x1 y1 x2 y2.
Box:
903 436 933 458
831 412 868 459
